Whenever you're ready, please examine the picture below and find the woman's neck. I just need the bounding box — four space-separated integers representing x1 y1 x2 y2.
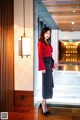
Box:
45 39 49 44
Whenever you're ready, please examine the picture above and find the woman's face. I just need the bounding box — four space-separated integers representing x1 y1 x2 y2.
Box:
44 30 51 40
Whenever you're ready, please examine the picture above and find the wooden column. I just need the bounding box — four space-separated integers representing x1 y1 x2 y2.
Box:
0 0 14 112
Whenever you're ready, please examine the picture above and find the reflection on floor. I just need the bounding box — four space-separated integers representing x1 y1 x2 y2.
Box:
58 64 80 71
34 64 80 106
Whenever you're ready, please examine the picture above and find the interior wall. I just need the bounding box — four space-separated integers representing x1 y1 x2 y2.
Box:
59 30 80 40
14 0 33 91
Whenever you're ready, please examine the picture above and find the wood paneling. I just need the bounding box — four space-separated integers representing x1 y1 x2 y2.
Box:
14 91 34 109
0 0 14 112
42 0 80 31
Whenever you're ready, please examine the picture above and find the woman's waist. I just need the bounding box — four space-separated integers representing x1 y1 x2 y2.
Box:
43 56 54 65
43 52 52 57
43 56 52 59
43 57 52 63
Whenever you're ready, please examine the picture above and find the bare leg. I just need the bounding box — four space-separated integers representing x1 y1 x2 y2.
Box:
42 99 48 112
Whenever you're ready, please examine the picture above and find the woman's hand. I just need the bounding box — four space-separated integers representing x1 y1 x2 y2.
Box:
42 70 46 73
54 63 58 68
52 68 54 72
52 63 58 72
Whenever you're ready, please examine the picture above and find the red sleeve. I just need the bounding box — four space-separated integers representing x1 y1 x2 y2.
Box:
38 41 45 71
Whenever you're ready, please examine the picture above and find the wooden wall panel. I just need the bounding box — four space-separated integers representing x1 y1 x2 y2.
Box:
0 0 14 112
14 91 34 108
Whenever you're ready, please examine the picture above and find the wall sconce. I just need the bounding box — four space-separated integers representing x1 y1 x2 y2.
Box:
21 36 31 57
19 0 31 57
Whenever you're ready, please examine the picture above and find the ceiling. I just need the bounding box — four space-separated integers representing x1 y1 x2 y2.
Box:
41 0 80 31
37 0 59 29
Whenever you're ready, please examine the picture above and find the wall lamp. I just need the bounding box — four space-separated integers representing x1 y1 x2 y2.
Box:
19 0 31 58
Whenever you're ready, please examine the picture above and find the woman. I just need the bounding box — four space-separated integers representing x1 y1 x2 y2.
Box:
38 27 54 115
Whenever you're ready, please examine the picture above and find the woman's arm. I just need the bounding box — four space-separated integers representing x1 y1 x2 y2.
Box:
38 41 46 71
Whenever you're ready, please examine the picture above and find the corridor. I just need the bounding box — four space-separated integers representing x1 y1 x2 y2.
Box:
34 65 80 106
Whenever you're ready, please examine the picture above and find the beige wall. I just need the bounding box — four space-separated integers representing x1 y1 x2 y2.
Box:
14 0 33 91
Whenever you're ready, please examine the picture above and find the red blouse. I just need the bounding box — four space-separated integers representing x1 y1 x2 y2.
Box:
38 41 54 71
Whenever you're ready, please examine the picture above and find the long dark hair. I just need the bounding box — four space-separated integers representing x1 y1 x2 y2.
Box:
39 27 51 43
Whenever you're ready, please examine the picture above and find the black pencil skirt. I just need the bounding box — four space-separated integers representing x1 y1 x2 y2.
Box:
42 57 54 99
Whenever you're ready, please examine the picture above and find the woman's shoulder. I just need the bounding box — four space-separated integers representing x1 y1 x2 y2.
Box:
38 40 45 45
38 41 46 49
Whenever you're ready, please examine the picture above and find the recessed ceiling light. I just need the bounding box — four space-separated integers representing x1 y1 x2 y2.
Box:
72 28 74 30
73 10 76 12
71 21 75 24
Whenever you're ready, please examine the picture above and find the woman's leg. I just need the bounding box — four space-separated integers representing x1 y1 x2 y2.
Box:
42 99 46 112
42 99 48 112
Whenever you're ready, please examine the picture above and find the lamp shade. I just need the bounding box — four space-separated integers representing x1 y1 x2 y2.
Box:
21 36 31 56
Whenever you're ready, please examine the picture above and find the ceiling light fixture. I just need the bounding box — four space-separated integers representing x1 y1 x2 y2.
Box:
71 21 75 24
72 28 74 31
72 10 76 12
20 0 31 58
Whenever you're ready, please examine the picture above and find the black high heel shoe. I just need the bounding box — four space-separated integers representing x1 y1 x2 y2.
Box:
46 111 50 114
39 104 49 115
45 104 50 114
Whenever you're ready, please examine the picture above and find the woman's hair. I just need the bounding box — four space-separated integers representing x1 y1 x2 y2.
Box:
39 27 51 42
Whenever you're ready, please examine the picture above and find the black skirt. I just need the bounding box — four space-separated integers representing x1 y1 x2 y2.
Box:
42 57 54 99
